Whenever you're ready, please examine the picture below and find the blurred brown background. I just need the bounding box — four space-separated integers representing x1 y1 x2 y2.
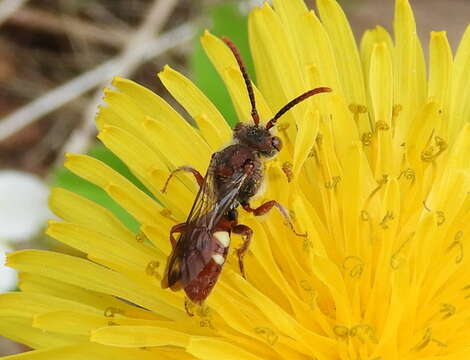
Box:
0 0 469 356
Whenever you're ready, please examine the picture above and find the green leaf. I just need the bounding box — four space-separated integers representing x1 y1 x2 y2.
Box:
190 1 253 127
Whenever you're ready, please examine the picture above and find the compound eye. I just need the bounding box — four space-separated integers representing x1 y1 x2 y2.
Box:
271 136 282 152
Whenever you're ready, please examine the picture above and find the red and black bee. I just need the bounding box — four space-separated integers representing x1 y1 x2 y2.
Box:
161 37 331 307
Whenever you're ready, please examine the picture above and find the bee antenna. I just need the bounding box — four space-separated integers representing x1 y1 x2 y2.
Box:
265 87 332 130
221 36 260 126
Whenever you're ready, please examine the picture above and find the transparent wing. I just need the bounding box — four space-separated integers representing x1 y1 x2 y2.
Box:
183 156 219 229
186 163 247 229
164 153 248 289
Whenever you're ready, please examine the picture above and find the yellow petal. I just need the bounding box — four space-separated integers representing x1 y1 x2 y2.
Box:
64 154 165 227
35 310 211 338
200 31 272 124
292 193 328 258
448 122 470 171
372 263 409 358
360 26 394 86
232 218 301 312
97 124 165 184
46 221 163 274
406 100 441 166
369 42 396 177
414 33 427 113
97 99 209 172
140 116 209 170
272 0 308 59
158 65 231 149
274 0 342 109
97 125 193 215
0 317 83 351
411 213 439 287
302 12 342 92
248 3 307 133
111 76 210 155
312 255 351 325
316 0 366 116
98 89 148 142
450 24 470 141
187 337 264 360
293 109 319 178
7 250 185 320
91 325 189 348
140 222 174 256
327 94 361 162
340 142 365 257
428 31 453 137
0 343 187 360
229 272 337 357
33 311 110 335
18 273 161 321
98 87 209 175
393 0 426 144
49 188 139 250
369 43 393 129
193 113 230 151
0 292 100 319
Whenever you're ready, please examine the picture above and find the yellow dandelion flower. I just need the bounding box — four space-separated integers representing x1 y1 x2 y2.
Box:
1 0 470 359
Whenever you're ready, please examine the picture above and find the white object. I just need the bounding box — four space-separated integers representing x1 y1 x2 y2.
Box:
214 231 231 247
0 170 51 242
0 243 16 292
212 254 225 265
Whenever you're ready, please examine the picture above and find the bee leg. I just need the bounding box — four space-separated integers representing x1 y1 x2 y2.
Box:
184 297 195 317
232 224 253 279
242 201 307 237
161 166 204 193
170 223 186 249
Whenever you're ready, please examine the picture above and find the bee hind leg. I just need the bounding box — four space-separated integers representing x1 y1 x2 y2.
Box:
232 224 253 279
161 166 204 193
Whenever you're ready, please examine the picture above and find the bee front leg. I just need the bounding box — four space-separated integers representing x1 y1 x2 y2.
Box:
232 224 253 279
161 166 204 193
169 223 186 249
242 201 307 237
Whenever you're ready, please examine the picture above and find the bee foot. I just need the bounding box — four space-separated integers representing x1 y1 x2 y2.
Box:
236 250 247 279
184 297 195 317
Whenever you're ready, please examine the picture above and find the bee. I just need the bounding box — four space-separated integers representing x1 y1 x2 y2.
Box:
161 37 331 308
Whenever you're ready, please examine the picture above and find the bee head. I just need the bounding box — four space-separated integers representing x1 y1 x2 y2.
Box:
234 123 282 158
221 37 331 159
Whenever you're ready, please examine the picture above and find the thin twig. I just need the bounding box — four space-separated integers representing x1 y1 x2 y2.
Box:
7 7 130 47
0 0 29 26
61 0 180 156
118 0 180 77
0 23 193 142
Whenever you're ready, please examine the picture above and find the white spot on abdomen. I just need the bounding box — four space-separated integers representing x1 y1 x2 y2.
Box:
214 231 230 247
212 254 225 265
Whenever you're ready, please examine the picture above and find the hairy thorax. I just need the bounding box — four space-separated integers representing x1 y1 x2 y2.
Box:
213 144 263 205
